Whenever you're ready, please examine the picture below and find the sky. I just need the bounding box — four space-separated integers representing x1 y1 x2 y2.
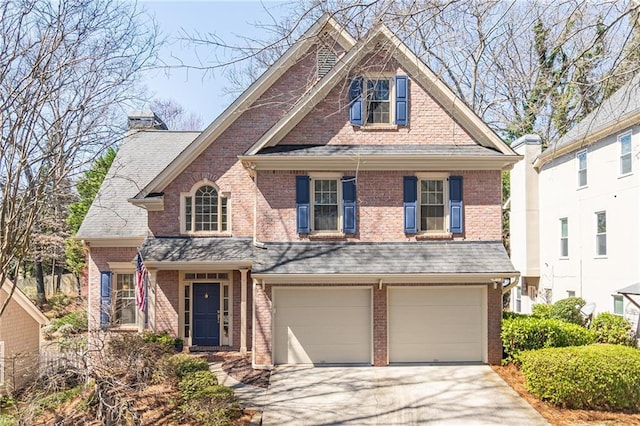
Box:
138 1 294 127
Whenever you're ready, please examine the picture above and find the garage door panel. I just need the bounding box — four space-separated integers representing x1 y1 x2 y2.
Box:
389 287 484 363
275 307 370 326
274 288 371 365
391 288 482 306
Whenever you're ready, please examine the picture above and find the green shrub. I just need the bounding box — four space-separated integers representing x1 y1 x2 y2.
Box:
179 385 240 426
142 331 178 352
590 312 637 346
156 354 210 382
519 344 640 411
531 303 552 319
503 311 529 320
501 316 596 361
550 297 586 325
178 370 218 402
43 310 88 339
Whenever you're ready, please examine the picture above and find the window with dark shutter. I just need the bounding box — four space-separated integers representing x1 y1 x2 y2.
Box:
403 176 418 234
296 176 311 233
349 78 364 125
100 271 112 327
449 176 463 234
395 75 408 125
342 177 357 234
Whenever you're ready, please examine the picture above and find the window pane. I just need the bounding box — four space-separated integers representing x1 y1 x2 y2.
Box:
597 212 606 233
561 218 568 237
621 153 632 175
597 234 607 256
420 179 445 232
621 134 631 154
194 185 218 231
221 197 228 231
115 273 135 325
313 179 338 231
613 296 624 315
365 78 391 124
560 239 568 257
577 151 587 186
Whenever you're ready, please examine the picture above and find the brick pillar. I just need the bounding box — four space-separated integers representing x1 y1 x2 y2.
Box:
487 284 503 365
252 281 273 368
373 285 388 366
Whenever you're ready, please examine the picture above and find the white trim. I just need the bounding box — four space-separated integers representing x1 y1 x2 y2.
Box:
252 272 518 285
416 173 450 234
576 149 587 188
360 74 395 127
180 180 230 236
0 280 48 325
108 262 135 271
310 174 343 234
618 131 633 177
79 237 145 248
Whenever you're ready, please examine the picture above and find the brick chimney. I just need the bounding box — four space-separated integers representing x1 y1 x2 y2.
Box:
127 110 167 130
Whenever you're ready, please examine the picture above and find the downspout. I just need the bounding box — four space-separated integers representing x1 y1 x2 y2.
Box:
502 275 520 295
252 167 264 248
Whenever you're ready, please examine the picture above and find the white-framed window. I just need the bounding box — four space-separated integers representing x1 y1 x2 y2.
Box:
596 211 607 256
364 77 392 125
312 176 341 232
115 272 136 326
613 295 624 315
182 181 228 234
619 132 632 176
515 285 522 312
419 175 448 233
567 290 576 298
577 149 587 187
560 217 569 257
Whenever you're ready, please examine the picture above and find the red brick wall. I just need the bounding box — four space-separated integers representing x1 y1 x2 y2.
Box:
281 61 476 147
148 47 320 237
257 169 502 242
487 285 503 365
155 270 179 336
87 247 138 331
231 270 253 351
253 283 273 366
373 287 387 366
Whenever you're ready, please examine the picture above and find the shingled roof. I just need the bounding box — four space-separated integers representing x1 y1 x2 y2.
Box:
253 241 516 276
75 130 198 241
537 74 640 167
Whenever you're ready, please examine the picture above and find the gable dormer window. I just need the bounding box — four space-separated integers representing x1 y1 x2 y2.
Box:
349 75 408 127
182 183 228 233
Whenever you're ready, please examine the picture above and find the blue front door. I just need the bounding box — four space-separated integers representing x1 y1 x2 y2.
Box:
192 283 220 346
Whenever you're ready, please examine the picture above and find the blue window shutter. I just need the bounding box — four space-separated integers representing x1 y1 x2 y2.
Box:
296 176 311 233
349 77 364 125
342 177 357 234
395 75 409 126
403 176 418 234
449 176 464 234
100 271 112 327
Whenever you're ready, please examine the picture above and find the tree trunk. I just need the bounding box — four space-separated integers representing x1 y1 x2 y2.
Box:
35 261 47 305
55 264 62 293
75 273 83 300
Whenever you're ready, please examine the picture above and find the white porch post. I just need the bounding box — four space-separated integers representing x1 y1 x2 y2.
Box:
240 268 249 353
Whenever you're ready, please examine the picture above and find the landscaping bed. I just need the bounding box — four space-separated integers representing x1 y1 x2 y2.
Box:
493 364 640 425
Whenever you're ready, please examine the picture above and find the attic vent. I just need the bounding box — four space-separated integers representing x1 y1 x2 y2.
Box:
317 46 337 79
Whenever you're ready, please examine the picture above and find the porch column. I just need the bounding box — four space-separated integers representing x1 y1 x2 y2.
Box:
240 268 249 353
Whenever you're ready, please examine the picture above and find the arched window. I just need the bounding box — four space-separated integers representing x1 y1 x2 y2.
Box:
184 184 228 232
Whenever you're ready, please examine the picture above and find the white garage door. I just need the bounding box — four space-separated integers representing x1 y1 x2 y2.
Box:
273 288 371 365
389 287 485 363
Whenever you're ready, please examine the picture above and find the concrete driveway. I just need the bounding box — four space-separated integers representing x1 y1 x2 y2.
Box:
262 365 547 425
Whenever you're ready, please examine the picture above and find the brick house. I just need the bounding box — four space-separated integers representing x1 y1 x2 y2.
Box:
76 15 520 367
0 279 49 392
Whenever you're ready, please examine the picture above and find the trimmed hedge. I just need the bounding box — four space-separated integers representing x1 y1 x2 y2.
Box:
502 316 596 360
590 312 637 346
519 345 640 411
503 311 529 320
532 297 586 325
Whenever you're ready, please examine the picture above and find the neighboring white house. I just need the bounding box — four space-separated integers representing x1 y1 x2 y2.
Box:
509 75 640 330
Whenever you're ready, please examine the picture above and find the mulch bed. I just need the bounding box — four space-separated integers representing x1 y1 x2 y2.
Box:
204 352 271 389
493 364 640 425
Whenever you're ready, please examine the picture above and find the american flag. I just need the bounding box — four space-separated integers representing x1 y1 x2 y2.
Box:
135 252 147 311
